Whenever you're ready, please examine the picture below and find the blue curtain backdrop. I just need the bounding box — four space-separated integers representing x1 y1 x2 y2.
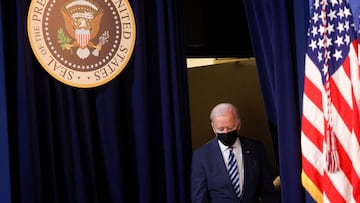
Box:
0 1 11 202
243 0 309 202
0 0 192 203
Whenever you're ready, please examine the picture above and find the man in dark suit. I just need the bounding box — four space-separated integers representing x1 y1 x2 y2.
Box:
191 103 279 203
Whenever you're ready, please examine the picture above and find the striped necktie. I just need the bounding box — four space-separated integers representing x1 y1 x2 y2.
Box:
228 147 241 198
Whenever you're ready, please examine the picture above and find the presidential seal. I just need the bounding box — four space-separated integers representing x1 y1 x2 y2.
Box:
27 0 136 88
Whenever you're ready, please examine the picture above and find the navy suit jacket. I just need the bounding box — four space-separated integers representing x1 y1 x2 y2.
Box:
191 136 279 203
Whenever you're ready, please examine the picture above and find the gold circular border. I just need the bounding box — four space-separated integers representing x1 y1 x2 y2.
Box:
27 0 136 88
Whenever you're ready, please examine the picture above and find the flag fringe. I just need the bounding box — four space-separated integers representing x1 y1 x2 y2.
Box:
301 171 323 203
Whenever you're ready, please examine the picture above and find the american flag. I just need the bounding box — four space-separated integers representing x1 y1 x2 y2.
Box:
301 0 360 202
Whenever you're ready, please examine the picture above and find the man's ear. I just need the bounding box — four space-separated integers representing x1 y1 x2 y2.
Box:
211 122 217 135
237 121 241 133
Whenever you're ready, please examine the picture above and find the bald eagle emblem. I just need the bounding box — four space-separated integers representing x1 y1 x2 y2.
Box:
59 0 107 59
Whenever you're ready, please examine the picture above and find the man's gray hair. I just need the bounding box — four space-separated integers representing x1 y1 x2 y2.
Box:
209 103 240 121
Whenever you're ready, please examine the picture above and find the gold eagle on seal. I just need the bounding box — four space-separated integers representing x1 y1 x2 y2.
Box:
59 0 105 59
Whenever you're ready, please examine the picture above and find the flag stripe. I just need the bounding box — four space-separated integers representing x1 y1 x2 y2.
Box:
324 173 348 203
330 103 360 179
330 77 353 131
335 135 360 201
301 132 323 176
302 93 324 135
303 72 323 111
301 116 323 151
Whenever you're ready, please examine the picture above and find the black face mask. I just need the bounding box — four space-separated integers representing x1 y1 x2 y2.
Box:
216 129 238 146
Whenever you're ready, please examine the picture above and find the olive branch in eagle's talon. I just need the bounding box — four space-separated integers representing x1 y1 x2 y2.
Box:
57 28 73 54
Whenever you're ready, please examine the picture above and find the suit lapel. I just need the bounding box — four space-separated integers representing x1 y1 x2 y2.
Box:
209 138 239 198
240 137 252 197
209 138 229 175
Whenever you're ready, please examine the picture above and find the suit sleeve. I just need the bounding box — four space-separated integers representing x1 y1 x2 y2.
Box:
190 150 210 203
